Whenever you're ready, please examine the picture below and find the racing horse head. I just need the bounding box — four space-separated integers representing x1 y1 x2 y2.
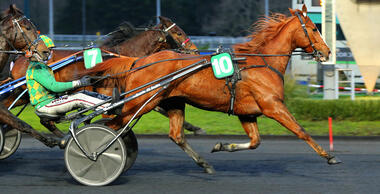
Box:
288 5 330 62
0 4 48 63
157 16 198 53
100 17 198 56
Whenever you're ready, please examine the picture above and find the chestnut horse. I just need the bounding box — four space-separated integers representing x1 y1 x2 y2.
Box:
0 5 58 147
3 16 202 137
84 5 341 173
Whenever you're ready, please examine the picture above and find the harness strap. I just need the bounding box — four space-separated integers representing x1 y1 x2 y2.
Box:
225 69 240 115
260 55 284 83
239 63 284 83
90 53 213 85
181 38 190 47
46 50 84 66
12 17 33 48
235 53 291 57
164 23 176 32
217 50 241 115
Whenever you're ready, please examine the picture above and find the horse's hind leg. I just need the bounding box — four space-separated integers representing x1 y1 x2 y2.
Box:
0 105 58 148
262 100 341 164
212 115 261 152
40 119 65 138
162 99 215 174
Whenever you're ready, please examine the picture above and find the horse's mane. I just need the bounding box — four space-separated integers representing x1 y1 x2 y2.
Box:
234 13 294 52
100 22 139 47
1 5 24 22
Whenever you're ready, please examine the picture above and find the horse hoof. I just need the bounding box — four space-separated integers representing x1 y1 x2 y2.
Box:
46 137 59 148
328 156 342 165
211 142 223 153
194 129 206 136
204 166 215 174
58 134 71 149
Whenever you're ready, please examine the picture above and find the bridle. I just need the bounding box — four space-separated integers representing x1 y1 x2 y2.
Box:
237 12 325 82
294 11 322 60
0 15 42 58
161 22 193 51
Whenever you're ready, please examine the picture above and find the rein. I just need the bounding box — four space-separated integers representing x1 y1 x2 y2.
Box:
90 54 212 85
91 49 314 84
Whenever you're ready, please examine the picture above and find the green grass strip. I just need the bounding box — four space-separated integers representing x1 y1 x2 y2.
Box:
12 105 380 136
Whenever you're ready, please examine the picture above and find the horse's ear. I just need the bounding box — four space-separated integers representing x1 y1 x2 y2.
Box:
9 4 16 16
159 16 173 25
288 8 296 16
302 4 308 17
158 16 165 23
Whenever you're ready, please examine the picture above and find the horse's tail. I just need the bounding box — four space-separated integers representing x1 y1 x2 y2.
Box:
78 57 137 78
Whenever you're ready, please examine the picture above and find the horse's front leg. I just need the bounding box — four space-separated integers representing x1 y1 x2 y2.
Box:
0 77 12 85
212 115 261 152
154 106 206 135
261 99 341 164
162 99 215 174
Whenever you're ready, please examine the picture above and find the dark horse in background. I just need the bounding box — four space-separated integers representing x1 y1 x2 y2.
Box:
0 5 58 147
2 16 205 138
83 5 341 174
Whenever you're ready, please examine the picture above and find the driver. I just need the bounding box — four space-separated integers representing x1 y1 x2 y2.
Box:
26 35 110 116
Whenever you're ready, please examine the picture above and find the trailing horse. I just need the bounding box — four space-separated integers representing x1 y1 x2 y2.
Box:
0 5 58 147
3 16 204 137
83 5 340 173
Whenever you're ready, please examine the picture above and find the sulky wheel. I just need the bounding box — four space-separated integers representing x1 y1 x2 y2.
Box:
64 124 127 186
0 127 4 154
0 127 22 160
122 130 138 171
92 118 138 171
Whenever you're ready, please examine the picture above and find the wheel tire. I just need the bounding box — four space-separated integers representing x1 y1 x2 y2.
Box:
92 118 138 171
0 128 4 154
64 124 127 186
122 130 138 171
0 128 22 160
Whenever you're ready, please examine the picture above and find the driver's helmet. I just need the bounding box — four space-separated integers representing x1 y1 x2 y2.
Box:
39 35 55 48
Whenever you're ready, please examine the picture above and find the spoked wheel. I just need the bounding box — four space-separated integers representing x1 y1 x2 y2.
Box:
92 118 138 171
0 127 4 154
64 124 127 186
0 127 22 160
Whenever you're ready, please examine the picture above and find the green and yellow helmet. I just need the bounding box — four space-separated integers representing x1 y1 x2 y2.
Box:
39 35 55 48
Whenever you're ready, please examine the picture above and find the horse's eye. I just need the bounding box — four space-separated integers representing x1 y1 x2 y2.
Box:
177 32 182 36
312 28 318 32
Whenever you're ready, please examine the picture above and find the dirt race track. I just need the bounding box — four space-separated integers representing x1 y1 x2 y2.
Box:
1 135 380 194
